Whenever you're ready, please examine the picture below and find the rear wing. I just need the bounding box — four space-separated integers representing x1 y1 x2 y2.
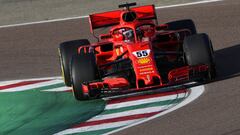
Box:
89 5 157 33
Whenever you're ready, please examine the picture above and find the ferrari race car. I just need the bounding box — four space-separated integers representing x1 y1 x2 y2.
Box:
59 3 216 100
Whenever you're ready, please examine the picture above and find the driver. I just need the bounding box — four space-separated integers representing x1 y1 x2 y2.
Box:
122 29 134 42
136 27 144 40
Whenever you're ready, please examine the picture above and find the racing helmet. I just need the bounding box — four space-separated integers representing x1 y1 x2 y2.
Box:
122 29 134 42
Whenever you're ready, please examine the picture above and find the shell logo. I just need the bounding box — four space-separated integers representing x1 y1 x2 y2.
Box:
137 57 151 64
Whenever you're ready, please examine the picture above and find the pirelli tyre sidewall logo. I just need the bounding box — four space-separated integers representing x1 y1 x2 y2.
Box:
133 49 151 64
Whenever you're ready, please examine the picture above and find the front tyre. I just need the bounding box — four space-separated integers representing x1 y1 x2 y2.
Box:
71 53 99 100
183 33 216 81
59 39 90 86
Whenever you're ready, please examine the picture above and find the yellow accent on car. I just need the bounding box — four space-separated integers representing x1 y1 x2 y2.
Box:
137 57 151 64
58 48 66 85
116 48 120 56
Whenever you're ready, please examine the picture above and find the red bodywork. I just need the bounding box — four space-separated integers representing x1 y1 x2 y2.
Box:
89 5 157 31
77 5 209 95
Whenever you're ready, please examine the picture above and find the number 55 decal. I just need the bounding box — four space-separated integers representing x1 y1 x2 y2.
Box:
133 49 151 58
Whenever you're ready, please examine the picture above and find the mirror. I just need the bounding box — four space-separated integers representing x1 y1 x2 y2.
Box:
156 24 168 31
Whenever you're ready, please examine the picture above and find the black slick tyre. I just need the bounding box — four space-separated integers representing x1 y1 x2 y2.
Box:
183 33 216 80
71 53 99 100
58 39 90 86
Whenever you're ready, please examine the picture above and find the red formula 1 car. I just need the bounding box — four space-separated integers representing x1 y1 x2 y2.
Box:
59 3 216 100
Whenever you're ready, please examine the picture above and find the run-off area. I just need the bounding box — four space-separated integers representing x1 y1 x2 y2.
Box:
0 77 204 135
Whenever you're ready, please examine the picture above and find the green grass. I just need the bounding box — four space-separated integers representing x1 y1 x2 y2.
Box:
0 90 105 135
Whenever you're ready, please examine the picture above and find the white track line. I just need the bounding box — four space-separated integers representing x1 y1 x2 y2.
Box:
104 85 204 135
55 119 143 135
0 76 61 85
0 80 22 86
0 77 59 86
105 93 186 110
42 86 70 92
0 0 222 29
155 0 222 9
89 104 174 122
55 86 203 135
0 79 63 92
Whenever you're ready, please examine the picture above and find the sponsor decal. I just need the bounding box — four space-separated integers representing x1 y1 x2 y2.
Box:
138 65 154 75
137 65 152 69
139 67 153 72
139 71 154 75
132 49 151 58
137 57 151 64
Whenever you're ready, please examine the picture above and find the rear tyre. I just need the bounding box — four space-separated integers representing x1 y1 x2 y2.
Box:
183 33 216 81
166 19 197 34
59 39 90 86
71 53 99 100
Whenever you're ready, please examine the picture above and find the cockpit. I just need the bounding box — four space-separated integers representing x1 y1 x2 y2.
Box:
112 27 135 42
111 23 155 43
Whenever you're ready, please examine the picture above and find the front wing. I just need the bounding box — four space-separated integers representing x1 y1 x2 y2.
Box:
81 64 209 97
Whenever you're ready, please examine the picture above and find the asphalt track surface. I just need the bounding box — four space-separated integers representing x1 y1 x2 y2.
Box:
0 0 200 26
0 0 240 135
